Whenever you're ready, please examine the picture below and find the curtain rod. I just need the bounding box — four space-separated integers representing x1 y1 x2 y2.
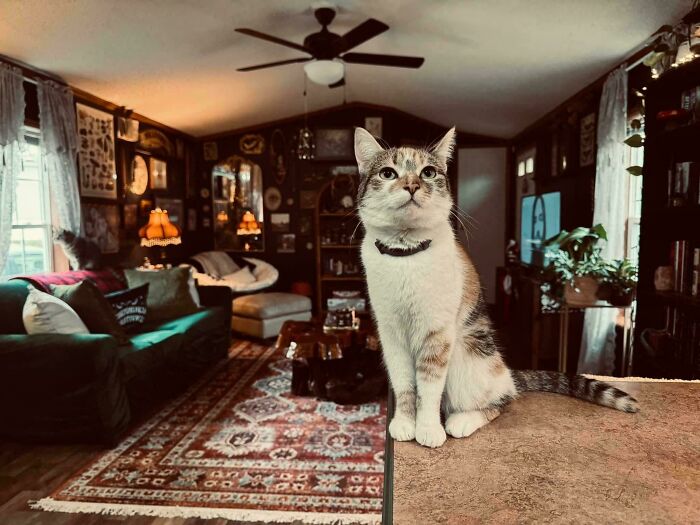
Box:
0 54 67 86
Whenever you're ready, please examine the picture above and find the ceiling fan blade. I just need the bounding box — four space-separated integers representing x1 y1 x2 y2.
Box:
235 28 310 54
334 19 389 54
342 52 424 68
237 57 312 72
328 77 345 89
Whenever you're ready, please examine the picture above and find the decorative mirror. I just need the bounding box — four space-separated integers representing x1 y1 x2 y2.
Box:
212 155 264 252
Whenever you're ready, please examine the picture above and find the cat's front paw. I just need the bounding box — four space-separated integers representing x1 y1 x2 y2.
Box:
414 423 446 448
389 417 415 441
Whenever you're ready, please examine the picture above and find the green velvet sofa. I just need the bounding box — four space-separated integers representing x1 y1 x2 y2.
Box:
0 275 232 445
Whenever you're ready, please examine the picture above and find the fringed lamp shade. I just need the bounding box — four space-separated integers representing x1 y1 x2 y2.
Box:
139 208 182 247
236 210 261 236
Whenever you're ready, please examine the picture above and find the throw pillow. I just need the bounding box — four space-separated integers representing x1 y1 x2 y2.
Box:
22 286 89 335
105 284 149 332
123 267 198 321
51 280 130 345
222 266 257 286
230 255 257 273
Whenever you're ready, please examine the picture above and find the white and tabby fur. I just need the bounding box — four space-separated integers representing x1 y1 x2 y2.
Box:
354 127 638 448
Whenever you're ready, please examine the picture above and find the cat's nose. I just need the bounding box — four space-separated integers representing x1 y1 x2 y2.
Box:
404 180 420 195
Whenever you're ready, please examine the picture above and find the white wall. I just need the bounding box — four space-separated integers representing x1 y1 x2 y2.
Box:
457 147 507 304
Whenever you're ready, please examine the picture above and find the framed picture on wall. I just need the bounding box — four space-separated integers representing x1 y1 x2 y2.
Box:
270 213 290 232
149 158 167 189
83 203 120 254
300 190 317 209
579 113 596 167
155 197 184 226
76 103 117 199
315 128 354 160
277 233 296 253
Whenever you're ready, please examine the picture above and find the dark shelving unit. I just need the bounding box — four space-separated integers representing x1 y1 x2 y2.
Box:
636 58 700 378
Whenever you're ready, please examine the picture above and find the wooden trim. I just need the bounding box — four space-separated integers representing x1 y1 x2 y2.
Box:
197 100 506 146
381 392 395 525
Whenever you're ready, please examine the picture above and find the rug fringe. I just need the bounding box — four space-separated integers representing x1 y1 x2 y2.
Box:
29 498 381 525
583 375 700 383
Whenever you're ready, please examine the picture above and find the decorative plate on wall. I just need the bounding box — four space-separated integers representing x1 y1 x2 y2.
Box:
129 154 149 195
239 134 265 155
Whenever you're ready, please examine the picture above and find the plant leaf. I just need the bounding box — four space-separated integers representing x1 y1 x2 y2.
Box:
624 134 644 148
626 165 644 176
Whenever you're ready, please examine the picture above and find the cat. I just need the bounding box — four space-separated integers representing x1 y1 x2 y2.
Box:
53 229 102 270
354 127 638 448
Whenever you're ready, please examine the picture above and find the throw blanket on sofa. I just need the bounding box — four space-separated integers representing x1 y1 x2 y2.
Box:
190 251 240 278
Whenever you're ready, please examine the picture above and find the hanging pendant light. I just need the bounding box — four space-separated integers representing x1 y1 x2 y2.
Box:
296 76 315 160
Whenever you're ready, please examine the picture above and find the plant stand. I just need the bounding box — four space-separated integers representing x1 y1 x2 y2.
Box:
557 301 635 375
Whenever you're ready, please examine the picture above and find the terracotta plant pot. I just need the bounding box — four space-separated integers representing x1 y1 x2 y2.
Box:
564 276 599 306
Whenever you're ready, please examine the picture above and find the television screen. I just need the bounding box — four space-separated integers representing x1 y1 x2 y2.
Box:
520 192 561 266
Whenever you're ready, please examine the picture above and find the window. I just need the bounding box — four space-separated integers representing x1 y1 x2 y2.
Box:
1 129 53 279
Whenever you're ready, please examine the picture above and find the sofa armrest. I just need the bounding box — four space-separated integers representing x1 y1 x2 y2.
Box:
0 334 130 443
197 284 233 310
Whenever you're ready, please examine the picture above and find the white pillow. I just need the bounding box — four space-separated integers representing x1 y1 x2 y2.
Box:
223 266 257 286
22 286 89 335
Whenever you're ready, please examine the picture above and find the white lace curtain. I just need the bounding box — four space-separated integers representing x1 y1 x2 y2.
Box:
37 79 81 235
579 65 629 374
0 62 25 276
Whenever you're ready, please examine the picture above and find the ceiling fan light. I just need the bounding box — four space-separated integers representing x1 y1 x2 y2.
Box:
304 59 344 85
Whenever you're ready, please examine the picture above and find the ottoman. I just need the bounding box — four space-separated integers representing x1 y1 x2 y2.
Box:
231 292 312 339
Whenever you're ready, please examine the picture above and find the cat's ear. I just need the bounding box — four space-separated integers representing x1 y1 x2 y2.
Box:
354 127 384 174
430 126 456 165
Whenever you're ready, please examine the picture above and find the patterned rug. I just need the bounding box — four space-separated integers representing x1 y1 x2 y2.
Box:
32 341 386 524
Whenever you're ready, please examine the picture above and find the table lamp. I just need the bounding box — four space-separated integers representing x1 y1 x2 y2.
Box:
139 207 181 264
236 210 261 251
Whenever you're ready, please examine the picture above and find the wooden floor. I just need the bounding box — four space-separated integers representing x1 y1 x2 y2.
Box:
0 440 234 525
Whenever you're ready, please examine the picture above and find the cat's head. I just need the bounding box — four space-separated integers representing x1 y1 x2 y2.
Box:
52 228 76 243
354 127 455 231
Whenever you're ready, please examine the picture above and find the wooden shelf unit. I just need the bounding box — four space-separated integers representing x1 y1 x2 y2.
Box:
314 175 369 317
636 58 700 378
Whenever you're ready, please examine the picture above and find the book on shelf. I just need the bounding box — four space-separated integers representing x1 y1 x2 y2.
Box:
671 241 700 297
668 162 700 207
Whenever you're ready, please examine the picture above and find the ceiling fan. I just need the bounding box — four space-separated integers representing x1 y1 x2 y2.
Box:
235 5 425 88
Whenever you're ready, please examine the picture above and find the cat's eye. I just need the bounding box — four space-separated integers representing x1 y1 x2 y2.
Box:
421 166 438 179
379 168 398 180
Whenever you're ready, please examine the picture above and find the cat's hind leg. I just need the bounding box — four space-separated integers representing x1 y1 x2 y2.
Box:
445 408 500 438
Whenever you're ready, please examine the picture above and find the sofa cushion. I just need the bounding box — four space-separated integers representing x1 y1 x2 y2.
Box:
124 267 198 322
232 292 312 320
119 330 184 382
51 280 129 345
23 286 90 335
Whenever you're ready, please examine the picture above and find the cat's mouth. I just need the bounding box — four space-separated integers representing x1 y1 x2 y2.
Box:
398 197 421 209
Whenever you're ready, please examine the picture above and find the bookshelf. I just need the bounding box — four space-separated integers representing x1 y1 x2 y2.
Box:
636 58 700 379
314 175 370 319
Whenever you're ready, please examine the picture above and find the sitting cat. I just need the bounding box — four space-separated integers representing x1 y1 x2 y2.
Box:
354 127 638 448
53 228 102 270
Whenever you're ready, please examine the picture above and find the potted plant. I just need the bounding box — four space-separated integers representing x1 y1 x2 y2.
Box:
543 224 608 306
598 258 638 306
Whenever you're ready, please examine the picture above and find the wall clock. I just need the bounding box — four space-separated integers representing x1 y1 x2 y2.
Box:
129 154 149 195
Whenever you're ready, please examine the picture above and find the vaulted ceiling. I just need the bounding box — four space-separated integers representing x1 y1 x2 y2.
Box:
0 0 691 138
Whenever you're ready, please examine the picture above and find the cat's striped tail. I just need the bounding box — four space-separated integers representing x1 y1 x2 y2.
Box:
511 370 639 413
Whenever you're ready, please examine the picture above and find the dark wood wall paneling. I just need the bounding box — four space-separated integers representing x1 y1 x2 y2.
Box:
192 102 503 295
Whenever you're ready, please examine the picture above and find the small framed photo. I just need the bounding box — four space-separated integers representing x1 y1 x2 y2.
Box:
315 128 354 161
155 197 183 226
364 117 383 139
299 214 312 235
300 190 317 209
149 158 167 189
270 213 290 232
331 165 359 177
203 141 218 161
187 208 197 232
123 203 138 230
277 233 296 253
